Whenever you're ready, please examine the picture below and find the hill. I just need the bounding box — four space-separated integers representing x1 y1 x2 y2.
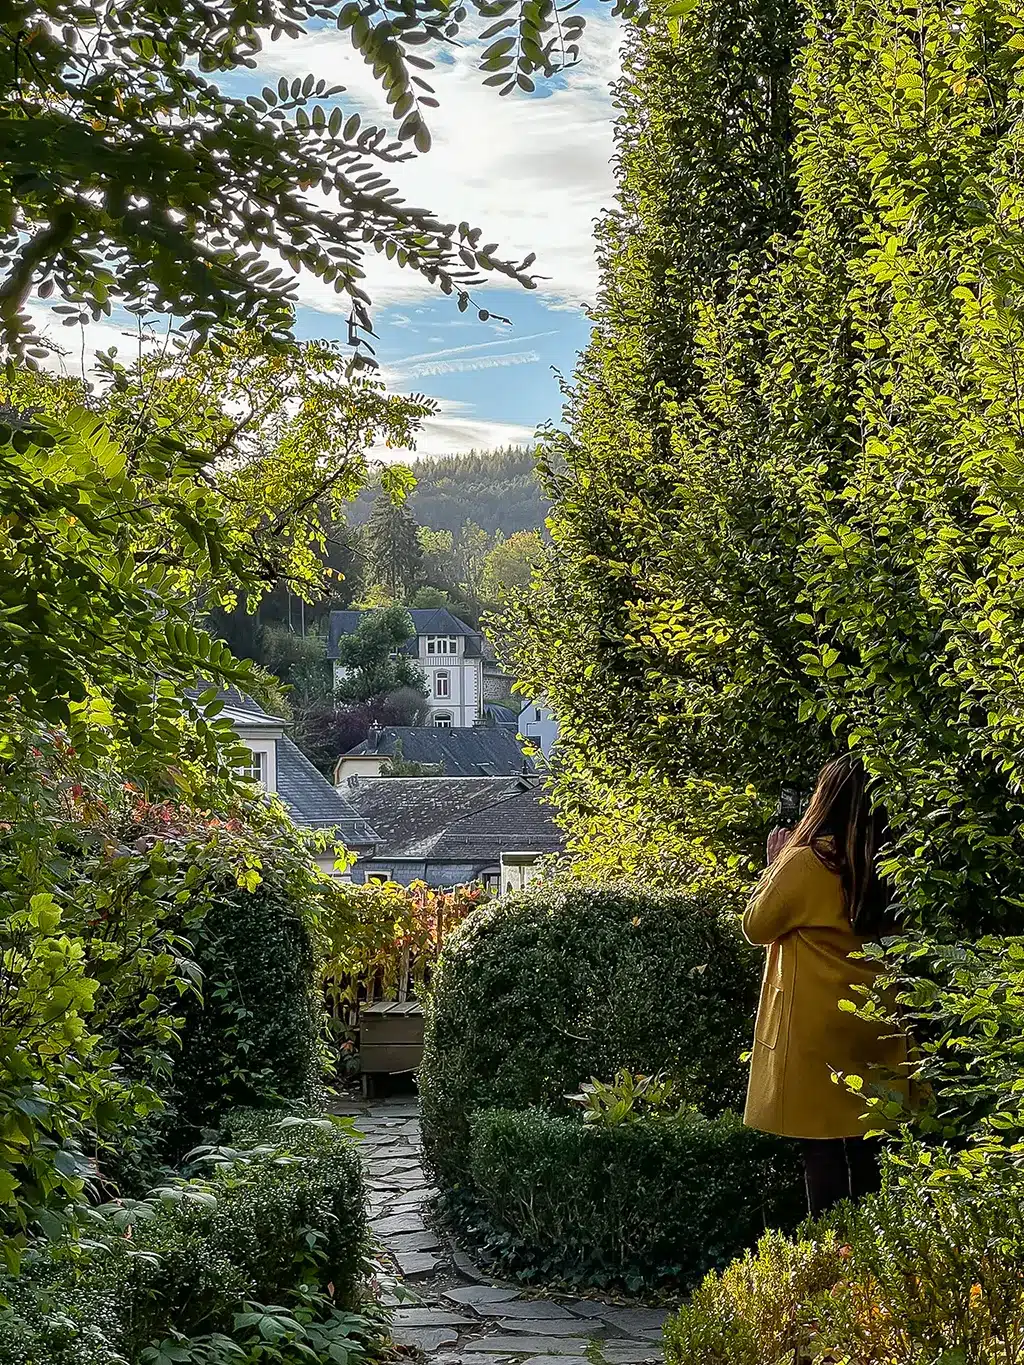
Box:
347 446 549 536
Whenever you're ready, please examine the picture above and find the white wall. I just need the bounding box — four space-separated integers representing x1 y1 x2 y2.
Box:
518 701 559 758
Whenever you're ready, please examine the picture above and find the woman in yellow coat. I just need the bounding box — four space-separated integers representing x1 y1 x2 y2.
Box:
743 755 908 1217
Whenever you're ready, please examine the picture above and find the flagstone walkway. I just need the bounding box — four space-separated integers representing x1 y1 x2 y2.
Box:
333 1096 667 1365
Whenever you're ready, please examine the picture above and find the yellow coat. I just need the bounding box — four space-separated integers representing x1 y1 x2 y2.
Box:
742 842 908 1140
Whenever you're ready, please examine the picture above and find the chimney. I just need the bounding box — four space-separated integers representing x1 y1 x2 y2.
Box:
368 721 383 753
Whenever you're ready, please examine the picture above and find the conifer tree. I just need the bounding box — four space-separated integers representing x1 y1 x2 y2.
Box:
364 493 424 601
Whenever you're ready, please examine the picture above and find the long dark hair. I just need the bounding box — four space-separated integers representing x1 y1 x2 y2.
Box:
788 755 896 936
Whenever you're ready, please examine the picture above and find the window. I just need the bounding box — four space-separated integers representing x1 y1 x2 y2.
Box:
434 712 453 728
535 708 542 721
434 669 450 699
366 873 388 884
237 749 266 785
426 635 458 655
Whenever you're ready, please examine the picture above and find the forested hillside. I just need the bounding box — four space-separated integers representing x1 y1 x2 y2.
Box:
347 446 548 536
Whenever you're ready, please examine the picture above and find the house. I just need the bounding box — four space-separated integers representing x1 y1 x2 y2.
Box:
334 724 537 783
327 609 483 728
518 698 559 759
343 775 564 889
210 689 380 873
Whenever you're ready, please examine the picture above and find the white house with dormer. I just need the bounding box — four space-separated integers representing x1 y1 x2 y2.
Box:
327 609 484 728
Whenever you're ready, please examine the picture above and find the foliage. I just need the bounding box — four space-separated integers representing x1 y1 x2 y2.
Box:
363 496 424 602
346 448 547 540
293 689 428 779
0 1112 369 1365
260 627 331 709
852 934 1024 1168
512 0 1024 946
332 607 426 705
162 825 337 1153
464 1107 803 1292
505 0 801 880
419 881 759 1196
321 880 484 1048
566 1069 689 1126
3 332 427 601
377 739 445 777
0 0 637 360
0 404 272 1245
664 1165 1024 1365
479 530 545 608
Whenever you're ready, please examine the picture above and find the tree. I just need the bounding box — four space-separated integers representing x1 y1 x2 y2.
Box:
513 0 1024 948
0 401 270 1242
456 519 492 599
2 329 428 597
0 0 638 360
508 0 803 882
295 688 428 775
364 492 424 600
332 606 426 704
480 529 545 606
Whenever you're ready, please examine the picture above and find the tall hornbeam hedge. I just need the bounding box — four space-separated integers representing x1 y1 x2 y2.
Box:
514 0 1024 936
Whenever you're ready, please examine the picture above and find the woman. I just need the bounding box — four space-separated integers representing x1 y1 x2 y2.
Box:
743 755 908 1218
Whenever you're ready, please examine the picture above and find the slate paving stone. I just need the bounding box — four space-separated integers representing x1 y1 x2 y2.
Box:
597 1345 663 1363
394 1327 461 1351
386 1230 442 1253
444 1287 523 1309
521 1357 594 1365
497 1320 603 1338
390 1190 433 1209
487 1301 575 1321
373 1211 427 1237
600 1311 668 1341
556 1301 615 1319
463 1339 590 1356
452 1247 493 1284
394 1249 441 1278
392 1309 477 1328
446 1356 511 1365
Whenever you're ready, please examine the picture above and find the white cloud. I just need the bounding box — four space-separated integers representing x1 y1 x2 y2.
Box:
370 397 535 458
257 16 622 314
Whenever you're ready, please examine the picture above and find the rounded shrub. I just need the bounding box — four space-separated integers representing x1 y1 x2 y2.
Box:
420 880 760 1194
466 1108 804 1292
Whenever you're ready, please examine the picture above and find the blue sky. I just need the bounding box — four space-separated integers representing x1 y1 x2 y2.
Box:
244 7 623 455
31 6 622 458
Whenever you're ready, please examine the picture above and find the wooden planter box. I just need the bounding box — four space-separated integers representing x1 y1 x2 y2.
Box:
359 1000 424 1096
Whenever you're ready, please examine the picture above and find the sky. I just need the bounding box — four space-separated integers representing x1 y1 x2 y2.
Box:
33 8 624 460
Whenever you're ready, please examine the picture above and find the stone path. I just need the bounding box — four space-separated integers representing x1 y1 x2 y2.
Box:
333 1096 667 1365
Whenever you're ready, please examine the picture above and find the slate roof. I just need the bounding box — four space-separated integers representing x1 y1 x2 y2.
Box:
432 785 563 860
327 609 482 659
338 725 535 778
275 736 378 846
190 688 378 848
344 775 563 861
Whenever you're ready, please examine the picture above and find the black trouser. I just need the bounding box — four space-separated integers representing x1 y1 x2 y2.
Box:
800 1137 882 1219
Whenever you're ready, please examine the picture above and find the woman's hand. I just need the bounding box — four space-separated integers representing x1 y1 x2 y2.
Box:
766 826 792 865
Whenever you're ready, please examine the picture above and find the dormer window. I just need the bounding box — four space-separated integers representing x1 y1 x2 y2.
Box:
237 749 267 786
427 635 458 655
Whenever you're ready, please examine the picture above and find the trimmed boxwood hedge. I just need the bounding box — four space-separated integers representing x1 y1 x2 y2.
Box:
466 1108 804 1292
420 881 761 1195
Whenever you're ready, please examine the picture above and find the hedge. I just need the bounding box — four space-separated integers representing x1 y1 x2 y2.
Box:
0 1113 367 1365
464 1108 804 1293
420 881 760 1194
168 868 327 1149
